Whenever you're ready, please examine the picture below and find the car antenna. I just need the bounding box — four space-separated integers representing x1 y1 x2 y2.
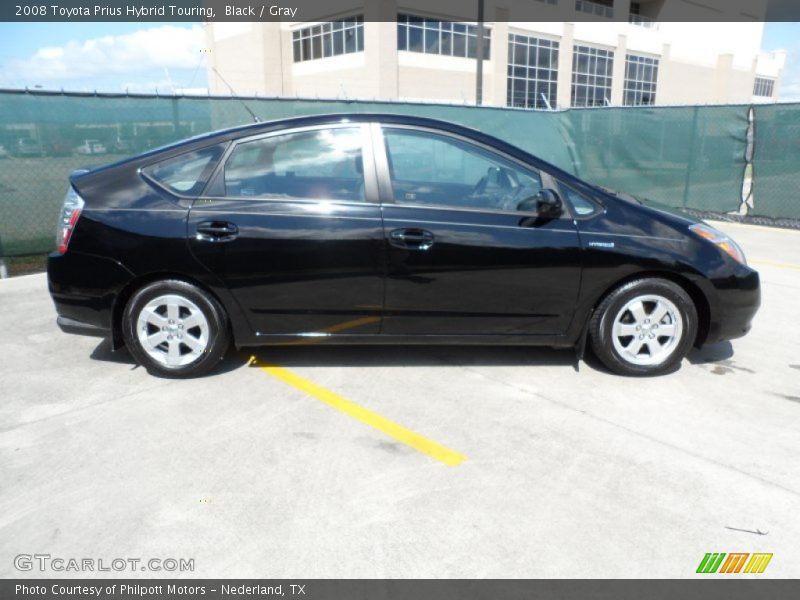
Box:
211 67 261 123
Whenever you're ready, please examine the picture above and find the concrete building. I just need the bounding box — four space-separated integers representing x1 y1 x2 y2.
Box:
206 0 786 108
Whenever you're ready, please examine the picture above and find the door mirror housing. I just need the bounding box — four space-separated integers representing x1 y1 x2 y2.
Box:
535 189 562 218
517 188 563 217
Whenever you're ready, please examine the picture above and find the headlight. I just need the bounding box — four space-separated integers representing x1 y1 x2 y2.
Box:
689 223 747 265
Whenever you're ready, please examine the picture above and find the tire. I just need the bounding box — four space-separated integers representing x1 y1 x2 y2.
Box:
589 278 698 376
122 279 230 378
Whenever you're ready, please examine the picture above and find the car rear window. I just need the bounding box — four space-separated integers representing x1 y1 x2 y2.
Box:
144 144 225 196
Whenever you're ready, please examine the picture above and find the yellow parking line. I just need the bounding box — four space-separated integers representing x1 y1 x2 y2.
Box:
250 356 466 467
750 258 800 271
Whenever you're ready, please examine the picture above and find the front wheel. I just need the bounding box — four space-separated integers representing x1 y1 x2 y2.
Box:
122 279 230 378
589 278 698 376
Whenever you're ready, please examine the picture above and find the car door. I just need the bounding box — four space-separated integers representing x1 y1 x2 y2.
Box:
374 124 582 337
187 123 385 336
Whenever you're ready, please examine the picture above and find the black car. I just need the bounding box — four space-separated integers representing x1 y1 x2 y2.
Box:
48 114 759 377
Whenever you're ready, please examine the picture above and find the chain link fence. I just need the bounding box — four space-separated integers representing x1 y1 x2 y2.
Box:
0 90 797 261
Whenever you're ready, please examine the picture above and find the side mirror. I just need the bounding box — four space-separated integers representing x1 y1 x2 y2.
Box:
516 188 563 217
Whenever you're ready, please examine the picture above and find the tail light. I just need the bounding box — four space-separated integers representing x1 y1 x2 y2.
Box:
56 186 84 254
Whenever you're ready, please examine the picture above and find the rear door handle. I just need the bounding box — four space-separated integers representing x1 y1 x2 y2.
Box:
196 221 239 242
389 228 435 251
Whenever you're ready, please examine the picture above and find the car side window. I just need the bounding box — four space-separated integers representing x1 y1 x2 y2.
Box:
145 144 225 196
223 127 365 202
561 185 600 216
382 128 542 212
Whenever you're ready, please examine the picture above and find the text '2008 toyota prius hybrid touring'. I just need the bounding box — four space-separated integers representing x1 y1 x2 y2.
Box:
48 114 760 378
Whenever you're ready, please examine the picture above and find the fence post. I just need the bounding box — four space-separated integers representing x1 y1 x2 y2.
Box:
0 236 7 279
681 105 699 209
739 106 755 215
172 97 180 138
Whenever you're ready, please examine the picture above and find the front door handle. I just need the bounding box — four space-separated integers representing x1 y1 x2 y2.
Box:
196 221 239 242
389 228 435 251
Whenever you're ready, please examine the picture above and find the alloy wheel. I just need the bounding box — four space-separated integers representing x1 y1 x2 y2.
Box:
135 294 210 368
610 294 684 366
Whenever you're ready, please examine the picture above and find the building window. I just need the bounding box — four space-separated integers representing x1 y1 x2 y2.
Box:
571 45 614 107
507 33 559 109
535 0 558 4
624 54 659 106
753 77 775 97
397 14 491 60
575 0 614 18
292 16 364 63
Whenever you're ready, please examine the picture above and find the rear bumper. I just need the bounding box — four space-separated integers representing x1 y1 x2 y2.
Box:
703 267 760 345
57 315 109 338
48 250 133 336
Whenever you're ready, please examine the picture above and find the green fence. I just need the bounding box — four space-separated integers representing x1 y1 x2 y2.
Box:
751 104 800 220
563 105 750 212
0 90 796 258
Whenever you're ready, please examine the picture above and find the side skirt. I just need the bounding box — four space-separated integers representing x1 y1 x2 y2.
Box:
237 333 574 348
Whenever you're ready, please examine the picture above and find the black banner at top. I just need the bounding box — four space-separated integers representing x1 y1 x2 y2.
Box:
3 0 800 22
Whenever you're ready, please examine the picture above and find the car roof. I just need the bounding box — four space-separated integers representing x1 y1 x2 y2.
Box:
76 112 555 181
149 113 497 154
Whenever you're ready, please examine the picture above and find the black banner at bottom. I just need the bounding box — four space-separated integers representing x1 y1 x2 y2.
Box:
2 580 799 600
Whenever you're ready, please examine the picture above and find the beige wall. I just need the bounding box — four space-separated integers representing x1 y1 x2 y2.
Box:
657 50 766 105
398 52 484 104
207 23 286 96
289 51 368 97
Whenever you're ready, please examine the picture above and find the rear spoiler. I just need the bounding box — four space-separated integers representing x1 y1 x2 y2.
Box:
68 167 93 184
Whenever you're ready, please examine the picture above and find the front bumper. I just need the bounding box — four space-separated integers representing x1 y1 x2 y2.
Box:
703 267 760 345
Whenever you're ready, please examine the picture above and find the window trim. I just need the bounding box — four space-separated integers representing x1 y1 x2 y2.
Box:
199 123 379 206
372 123 573 220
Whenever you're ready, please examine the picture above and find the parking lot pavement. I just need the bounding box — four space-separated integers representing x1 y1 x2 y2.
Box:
1 221 799 579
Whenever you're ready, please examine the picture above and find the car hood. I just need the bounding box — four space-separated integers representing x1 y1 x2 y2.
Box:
597 185 704 227
640 200 704 226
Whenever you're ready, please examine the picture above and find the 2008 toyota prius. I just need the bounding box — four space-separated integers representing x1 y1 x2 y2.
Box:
48 114 760 377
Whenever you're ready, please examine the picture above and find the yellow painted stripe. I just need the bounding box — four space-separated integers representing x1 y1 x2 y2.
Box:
250 357 466 467
750 258 800 271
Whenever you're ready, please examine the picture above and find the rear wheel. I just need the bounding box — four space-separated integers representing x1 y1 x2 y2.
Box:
589 278 697 376
122 280 230 378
